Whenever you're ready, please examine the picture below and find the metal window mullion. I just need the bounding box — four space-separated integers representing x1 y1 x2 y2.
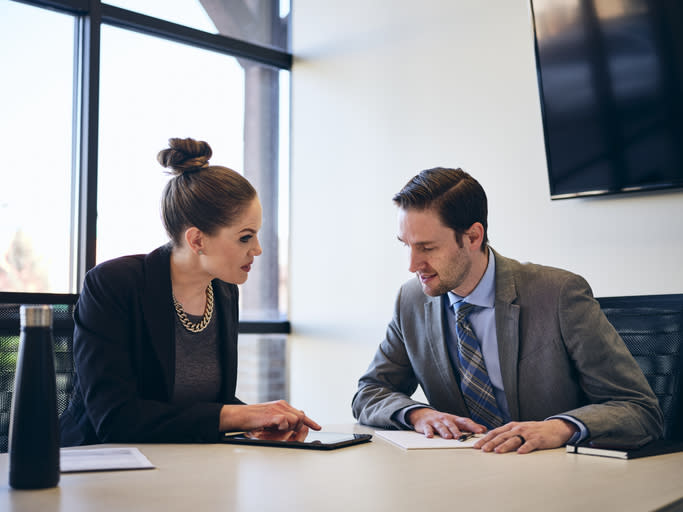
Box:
10 0 88 14
75 2 102 285
69 17 83 293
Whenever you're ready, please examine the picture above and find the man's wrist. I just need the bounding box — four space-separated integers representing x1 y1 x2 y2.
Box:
406 406 431 426
547 415 587 444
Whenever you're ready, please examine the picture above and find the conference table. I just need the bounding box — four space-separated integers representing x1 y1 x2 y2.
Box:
1 424 682 512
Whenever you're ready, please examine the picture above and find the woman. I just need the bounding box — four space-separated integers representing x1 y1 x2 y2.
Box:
60 137 319 445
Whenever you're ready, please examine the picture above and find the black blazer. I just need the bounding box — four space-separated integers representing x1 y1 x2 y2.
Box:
59 244 243 446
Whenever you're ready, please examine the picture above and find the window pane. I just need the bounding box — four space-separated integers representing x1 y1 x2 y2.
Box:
236 334 286 402
106 0 291 51
278 70 290 317
98 25 288 320
97 24 245 264
0 2 75 293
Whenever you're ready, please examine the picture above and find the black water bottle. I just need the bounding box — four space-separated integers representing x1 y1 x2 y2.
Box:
9 304 60 489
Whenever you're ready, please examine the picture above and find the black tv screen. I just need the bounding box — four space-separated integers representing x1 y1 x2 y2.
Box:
529 0 683 199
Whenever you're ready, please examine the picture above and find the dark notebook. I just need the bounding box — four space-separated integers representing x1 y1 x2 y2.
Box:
566 436 683 460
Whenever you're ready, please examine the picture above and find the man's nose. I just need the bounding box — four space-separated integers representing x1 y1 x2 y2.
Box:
408 249 421 273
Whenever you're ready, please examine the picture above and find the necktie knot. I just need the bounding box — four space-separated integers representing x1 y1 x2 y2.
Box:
452 301 476 324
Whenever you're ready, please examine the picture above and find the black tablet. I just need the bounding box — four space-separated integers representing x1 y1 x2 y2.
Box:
222 431 372 450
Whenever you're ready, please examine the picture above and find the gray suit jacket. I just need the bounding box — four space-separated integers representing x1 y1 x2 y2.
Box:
352 249 663 439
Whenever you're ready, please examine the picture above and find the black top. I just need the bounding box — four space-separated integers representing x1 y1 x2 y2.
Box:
173 309 222 404
59 244 243 446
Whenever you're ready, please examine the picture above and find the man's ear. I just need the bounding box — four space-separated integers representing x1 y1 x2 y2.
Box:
465 222 485 250
184 227 205 255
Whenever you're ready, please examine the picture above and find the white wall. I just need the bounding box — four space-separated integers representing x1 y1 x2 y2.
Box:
288 0 683 424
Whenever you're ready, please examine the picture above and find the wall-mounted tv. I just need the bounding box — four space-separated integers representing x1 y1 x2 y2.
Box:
529 0 683 199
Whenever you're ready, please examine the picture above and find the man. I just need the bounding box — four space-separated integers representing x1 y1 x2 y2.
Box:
352 167 663 454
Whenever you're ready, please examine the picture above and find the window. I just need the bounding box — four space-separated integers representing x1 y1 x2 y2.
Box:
1 0 292 403
1 0 291 323
96 25 246 263
105 0 291 50
0 2 76 293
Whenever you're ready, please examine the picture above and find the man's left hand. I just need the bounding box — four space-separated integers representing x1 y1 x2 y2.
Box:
473 419 577 454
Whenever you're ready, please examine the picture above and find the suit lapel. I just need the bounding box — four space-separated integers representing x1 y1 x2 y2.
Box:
212 282 238 402
142 245 175 398
492 250 521 421
424 296 468 413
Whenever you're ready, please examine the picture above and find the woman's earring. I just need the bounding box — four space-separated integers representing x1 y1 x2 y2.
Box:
198 250 204 255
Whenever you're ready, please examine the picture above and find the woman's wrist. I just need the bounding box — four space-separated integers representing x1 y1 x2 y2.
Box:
219 404 244 431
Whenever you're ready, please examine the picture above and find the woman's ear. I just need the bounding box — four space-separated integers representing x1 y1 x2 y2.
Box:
184 227 205 256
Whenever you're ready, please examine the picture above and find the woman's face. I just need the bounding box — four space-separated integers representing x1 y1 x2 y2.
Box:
201 198 263 285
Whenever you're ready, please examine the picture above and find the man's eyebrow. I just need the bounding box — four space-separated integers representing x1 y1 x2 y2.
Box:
396 236 434 246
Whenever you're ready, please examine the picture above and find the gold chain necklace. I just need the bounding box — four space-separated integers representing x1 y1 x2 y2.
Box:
172 282 214 333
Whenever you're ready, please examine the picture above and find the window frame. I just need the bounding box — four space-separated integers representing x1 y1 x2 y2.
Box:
6 0 291 335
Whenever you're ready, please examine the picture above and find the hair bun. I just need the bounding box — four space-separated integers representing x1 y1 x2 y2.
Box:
157 137 213 176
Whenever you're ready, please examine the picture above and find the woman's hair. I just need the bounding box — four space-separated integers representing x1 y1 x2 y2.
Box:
157 137 256 246
393 167 488 251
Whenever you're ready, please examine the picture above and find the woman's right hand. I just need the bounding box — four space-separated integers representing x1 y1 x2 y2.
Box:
245 427 309 442
219 400 321 434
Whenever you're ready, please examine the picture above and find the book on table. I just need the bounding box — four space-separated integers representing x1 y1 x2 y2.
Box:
566 435 683 460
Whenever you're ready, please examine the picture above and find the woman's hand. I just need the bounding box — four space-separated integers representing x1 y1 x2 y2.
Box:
220 400 321 434
245 426 310 442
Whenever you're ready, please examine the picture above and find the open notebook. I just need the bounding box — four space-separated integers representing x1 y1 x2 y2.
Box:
374 430 483 450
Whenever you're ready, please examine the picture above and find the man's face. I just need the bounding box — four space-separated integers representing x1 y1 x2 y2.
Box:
397 207 473 297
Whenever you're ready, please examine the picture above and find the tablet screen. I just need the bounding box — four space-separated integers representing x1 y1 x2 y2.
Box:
222 431 372 450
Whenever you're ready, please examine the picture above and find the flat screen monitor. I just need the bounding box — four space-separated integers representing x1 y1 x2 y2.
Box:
529 0 683 199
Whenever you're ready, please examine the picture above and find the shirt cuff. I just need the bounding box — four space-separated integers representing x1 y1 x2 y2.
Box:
546 414 589 444
393 405 434 429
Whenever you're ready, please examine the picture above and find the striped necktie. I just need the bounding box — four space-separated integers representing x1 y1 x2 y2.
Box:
452 301 504 429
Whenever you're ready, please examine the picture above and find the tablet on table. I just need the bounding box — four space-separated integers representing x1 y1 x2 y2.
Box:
222 430 372 450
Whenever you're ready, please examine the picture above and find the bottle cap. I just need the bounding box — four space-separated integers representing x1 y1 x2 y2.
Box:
20 305 53 327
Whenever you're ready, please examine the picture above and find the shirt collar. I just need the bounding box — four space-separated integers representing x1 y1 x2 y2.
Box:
447 247 495 309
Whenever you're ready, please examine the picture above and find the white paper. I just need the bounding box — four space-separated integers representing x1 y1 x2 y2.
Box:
60 447 155 473
374 430 483 450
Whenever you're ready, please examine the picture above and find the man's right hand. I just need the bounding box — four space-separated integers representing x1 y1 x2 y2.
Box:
407 408 486 439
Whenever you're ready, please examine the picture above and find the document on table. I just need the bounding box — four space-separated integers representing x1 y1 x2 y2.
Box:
374 430 483 450
60 447 155 473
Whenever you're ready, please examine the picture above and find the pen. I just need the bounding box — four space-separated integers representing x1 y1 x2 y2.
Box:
458 432 475 441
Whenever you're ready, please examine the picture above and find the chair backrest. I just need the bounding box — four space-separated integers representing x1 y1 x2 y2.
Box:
0 294 77 453
598 294 683 441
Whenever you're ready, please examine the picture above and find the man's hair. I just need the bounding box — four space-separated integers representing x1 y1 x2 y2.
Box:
392 167 488 251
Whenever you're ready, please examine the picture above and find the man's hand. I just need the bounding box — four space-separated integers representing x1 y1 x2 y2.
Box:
407 408 487 439
473 419 577 454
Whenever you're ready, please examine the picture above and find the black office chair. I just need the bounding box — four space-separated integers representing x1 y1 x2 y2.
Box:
598 294 683 441
0 294 78 453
